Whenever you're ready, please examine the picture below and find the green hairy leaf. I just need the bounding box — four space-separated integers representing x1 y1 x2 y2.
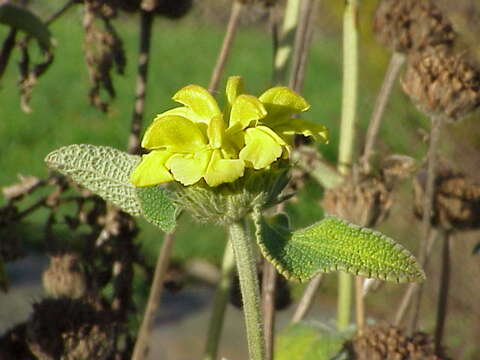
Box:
255 214 425 283
45 144 142 216
0 3 52 49
136 186 177 233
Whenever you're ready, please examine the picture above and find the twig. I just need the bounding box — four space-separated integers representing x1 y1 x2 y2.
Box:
208 1 243 94
44 0 77 26
434 230 452 354
289 0 318 92
262 261 277 360
408 115 443 333
291 274 323 323
203 241 236 360
132 232 176 360
360 52 405 173
337 0 359 331
393 229 438 326
128 11 154 154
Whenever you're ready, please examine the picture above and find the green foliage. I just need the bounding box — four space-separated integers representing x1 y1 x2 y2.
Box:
0 3 52 49
275 322 348 360
45 144 142 216
136 186 177 233
255 214 425 283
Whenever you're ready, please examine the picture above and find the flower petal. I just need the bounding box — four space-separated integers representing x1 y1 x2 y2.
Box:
130 150 174 187
275 118 329 143
172 85 220 123
142 115 207 153
207 115 225 149
229 94 267 132
239 127 283 169
259 87 310 117
204 150 245 187
166 151 210 186
226 76 245 105
157 106 206 123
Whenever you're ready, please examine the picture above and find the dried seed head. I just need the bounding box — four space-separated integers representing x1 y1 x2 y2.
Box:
402 48 480 121
413 164 480 231
26 298 114 360
322 175 393 228
345 325 450 360
42 253 87 299
374 0 456 54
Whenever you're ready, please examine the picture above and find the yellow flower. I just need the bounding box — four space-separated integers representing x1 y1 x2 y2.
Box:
225 76 329 170
130 85 245 187
130 76 328 188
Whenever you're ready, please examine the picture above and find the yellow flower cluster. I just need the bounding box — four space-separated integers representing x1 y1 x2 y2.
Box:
130 76 328 187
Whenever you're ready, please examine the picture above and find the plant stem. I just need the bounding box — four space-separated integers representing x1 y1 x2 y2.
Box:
291 274 323 323
289 0 318 92
132 232 175 360
128 11 154 155
355 276 365 334
434 230 452 354
393 229 438 326
408 116 443 333
336 0 359 331
203 241 236 360
273 0 300 85
208 1 243 94
262 261 277 360
229 220 266 360
361 52 405 172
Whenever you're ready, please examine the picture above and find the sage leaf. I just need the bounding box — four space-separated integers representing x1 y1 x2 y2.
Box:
255 214 425 283
45 144 142 216
136 186 177 233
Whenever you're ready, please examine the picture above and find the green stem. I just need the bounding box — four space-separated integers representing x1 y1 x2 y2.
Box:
203 241 236 360
273 0 300 84
229 220 266 360
336 0 359 331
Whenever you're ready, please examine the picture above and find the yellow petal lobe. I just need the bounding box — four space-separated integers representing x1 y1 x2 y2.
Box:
259 87 310 117
172 85 220 123
204 150 245 187
229 95 267 132
207 115 225 149
226 76 245 105
239 127 283 169
130 151 173 187
166 151 210 186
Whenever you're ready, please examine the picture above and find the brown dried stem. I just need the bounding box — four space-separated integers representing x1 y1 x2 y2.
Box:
262 261 277 360
408 115 443 333
208 1 243 94
132 232 176 360
434 230 451 354
44 0 77 26
128 10 154 154
355 276 365 334
0 28 17 81
291 274 323 323
289 0 318 92
361 52 405 172
393 229 438 326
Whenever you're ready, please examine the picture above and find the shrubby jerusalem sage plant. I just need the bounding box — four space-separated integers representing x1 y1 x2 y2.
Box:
45 76 425 360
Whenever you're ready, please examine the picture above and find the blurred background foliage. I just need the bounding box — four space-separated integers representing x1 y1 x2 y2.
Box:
1 0 480 358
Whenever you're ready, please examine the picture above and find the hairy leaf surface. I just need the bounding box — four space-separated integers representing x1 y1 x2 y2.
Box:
255 214 425 283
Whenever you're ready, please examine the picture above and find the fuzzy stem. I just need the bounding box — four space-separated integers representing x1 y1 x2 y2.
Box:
262 261 277 360
337 0 359 331
208 1 243 94
434 230 452 354
132 232 175 360
408 116 443 333
128 11 154 155
273 0 300 84
203 241 236 360
361 52 405 172
291 274 323 323
229 220 266 360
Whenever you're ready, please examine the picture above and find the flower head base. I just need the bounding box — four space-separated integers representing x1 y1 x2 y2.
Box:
130 76 328 188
